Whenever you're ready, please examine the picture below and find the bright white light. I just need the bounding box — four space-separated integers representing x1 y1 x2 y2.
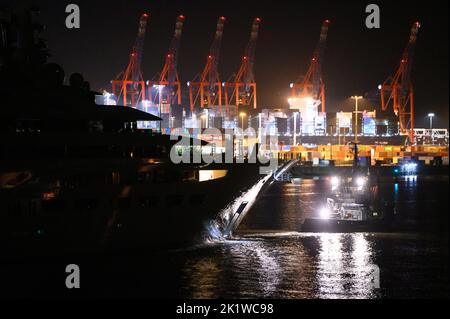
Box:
402 162 418 174
378 84 382 90
303 97 314 104
187 81 190 87
153 84 165 92
355 177 365 187
428 113 435 118
319 207 331 219
331 176 339 188
289 83 294 88
141 99 151 107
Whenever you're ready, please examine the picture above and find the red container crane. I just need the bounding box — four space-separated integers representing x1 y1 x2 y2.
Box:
290 19 330 113
111 13 149 107
224 17 261 109
148 15 185 106
188 16 226 111
380 22 420 144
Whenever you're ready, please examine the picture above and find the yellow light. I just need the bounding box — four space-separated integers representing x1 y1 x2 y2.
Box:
42 192 56 200
239 112 246 117
198 170 228 182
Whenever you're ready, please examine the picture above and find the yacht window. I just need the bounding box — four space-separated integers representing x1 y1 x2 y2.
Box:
183 170 196 181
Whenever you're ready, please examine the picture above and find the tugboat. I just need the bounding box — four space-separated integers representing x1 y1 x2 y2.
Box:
301 142 392 232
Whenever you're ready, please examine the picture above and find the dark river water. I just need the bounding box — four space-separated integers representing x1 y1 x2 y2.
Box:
2 176 449 299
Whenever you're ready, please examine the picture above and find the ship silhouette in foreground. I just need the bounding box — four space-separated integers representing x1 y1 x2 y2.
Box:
0 6 269 257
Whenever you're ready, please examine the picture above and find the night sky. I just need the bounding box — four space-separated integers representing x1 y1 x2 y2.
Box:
15 0 450 128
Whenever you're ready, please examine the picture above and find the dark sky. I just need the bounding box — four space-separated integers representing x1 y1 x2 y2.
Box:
18 0 450 128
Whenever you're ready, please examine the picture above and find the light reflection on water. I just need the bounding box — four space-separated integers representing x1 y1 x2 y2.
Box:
2 177 446 298
317 233 378 299
227 240 282 297
179 176 447 299
184 239 283 298
182 233 380 299
185 257 221 299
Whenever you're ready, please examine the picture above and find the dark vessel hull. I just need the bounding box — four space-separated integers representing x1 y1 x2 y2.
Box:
1 159 269 257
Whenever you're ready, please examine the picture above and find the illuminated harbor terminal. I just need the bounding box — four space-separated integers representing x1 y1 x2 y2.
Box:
101 14 448 166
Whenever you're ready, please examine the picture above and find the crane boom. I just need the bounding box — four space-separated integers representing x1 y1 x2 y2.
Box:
224 17 261 109
311 19 330 97
381 22 420 144
188 16 226 110
111 13 149 107
208 16 225 92
400 22 420 96
290 19 330 113
241 17 260 86
131 13 149 83
149 15 185 106
162 14 185 84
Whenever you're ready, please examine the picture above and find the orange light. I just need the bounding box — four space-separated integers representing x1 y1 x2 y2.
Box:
42 192 56 200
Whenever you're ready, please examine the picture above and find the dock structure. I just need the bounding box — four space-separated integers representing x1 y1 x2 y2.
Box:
274 144 448 166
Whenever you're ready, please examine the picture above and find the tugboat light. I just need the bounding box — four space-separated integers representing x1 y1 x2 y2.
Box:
319 207 331 219
402 162 418 174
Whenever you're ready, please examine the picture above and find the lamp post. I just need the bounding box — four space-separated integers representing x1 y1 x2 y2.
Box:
237 112 246 159
428 113 435 130
338 126 341 145
428 113 435 145
239 112 246 131
201 114 207 129
154 84 165 133
351 96 363 143
329 124 335 157
293 112 298 146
